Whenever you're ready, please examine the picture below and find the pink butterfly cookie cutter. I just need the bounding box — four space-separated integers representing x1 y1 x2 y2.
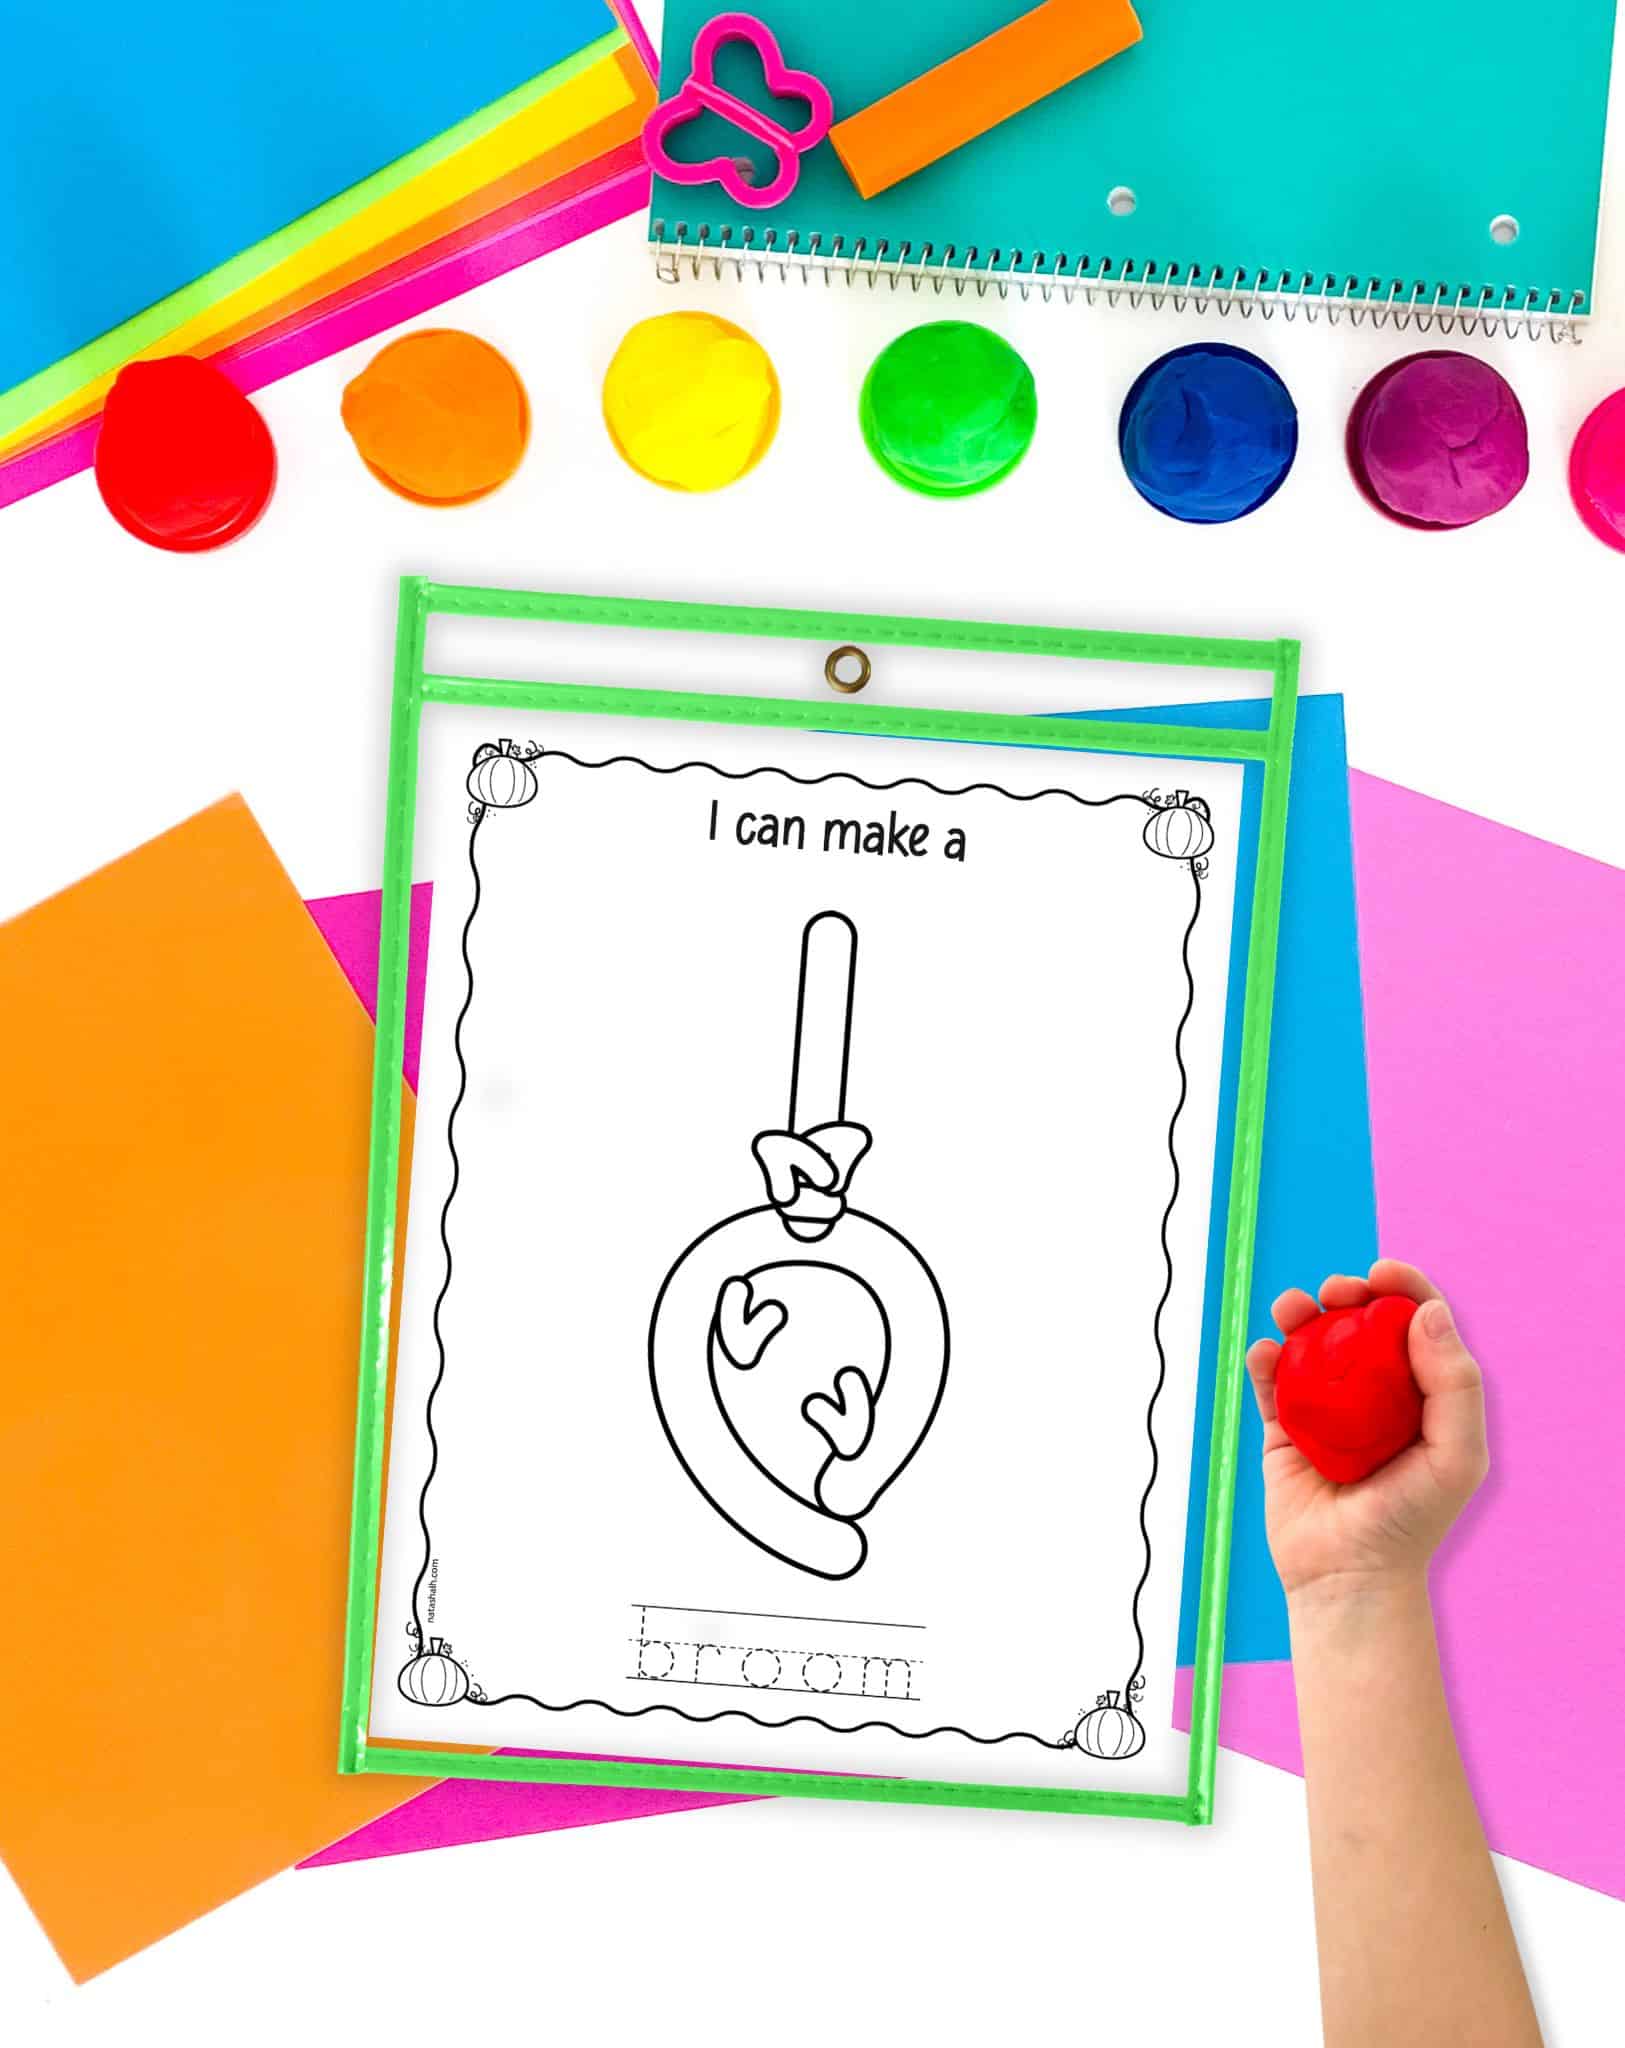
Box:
643 12 834 210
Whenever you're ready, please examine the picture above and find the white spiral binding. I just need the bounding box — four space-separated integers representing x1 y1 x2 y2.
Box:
650 222 1586 343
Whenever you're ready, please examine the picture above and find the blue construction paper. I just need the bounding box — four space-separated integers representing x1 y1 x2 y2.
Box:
653 0 1616 312
0 0 611 397
1075 695 1376 1666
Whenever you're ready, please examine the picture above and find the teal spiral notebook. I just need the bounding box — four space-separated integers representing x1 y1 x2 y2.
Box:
648 0 1617 336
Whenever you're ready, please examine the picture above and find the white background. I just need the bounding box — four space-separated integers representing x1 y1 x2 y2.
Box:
2 1 1622 2032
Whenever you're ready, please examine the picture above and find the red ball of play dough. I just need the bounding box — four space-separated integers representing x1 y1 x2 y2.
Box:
94 356 276 551
1274 1296 1423 1484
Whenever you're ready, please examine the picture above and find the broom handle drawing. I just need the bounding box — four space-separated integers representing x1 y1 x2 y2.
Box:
758 912 871 1242
790 911 856 1131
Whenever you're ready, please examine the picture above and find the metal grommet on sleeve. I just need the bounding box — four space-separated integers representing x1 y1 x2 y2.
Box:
824 644 871 694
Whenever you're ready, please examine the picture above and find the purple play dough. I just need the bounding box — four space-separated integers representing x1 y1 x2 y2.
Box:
1351 353 1528 528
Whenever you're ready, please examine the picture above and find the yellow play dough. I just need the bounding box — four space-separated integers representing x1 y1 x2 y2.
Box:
601 312 780 491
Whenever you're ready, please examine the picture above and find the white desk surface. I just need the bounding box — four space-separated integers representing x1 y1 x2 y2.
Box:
2 7 1621 2035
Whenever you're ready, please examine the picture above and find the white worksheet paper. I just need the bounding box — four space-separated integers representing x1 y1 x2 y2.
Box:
372 700 1245 1796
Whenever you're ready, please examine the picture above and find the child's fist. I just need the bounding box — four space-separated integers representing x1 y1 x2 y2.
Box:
1245 1262 1488 1596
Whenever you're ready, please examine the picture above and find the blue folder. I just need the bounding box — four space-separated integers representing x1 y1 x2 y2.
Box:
652 0 1615 321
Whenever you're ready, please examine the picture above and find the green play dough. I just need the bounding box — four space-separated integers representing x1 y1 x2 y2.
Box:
859 322 1037 497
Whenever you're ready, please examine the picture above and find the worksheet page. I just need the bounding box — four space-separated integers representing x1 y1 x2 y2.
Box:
371 700 1245 1797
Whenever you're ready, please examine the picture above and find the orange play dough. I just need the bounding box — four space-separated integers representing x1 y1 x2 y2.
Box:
340 328 529 504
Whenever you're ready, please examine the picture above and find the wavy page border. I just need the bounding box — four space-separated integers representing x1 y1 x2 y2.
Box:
342 583 1299 1822
400 746 1206 1759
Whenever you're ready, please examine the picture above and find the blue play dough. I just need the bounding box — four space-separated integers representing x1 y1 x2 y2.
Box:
1119 344 1299 523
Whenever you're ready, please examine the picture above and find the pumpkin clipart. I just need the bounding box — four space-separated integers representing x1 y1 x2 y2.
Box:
1142 789 1215 863
465 736 540 817
398 1633 472 1706
649 911 949 1579
1066 1682 1149 1761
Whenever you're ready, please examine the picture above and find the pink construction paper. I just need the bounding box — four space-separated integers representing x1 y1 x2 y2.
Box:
0 162 649 515
305 884 433 1091
1175 776 1625 1903
1172 1663 1301 1772
300 1752 756 1867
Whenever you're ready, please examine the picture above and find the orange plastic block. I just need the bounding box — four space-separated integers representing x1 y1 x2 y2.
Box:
829 0 1143 201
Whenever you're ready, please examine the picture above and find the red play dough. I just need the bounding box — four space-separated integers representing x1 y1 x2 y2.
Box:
1275 1296 1423 1484
94 356 276 551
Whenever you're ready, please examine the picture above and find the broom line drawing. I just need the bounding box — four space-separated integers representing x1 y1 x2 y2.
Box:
649 910 948 1580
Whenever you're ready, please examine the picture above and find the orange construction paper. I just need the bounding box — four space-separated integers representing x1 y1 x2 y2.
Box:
830 0 1143 200
0 798 430 1981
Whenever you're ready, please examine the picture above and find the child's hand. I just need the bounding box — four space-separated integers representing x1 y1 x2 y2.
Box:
1245 1260 1488 1601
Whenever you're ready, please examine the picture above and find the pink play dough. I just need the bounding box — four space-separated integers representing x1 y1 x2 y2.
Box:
1569 388 1625 553
1348 351 1528 529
